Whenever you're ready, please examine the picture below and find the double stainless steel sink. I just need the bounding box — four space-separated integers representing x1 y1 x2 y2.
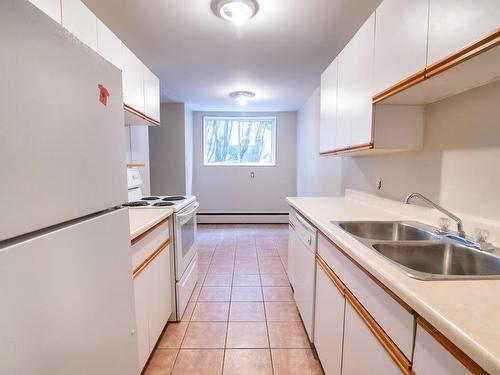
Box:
333 221 500 280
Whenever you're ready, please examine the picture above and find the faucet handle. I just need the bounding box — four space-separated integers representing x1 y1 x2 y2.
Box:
437 217 451 233
473 228 489 243
472 229 498 252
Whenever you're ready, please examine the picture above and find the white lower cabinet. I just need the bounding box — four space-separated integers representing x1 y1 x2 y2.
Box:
147 248 172 349
307 226 486 374
133 270 151 370
342 301 402 375
314 265 345 375
132 222 172 372
318 234 414 359
413 323 471 375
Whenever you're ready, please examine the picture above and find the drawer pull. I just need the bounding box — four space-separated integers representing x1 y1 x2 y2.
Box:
133 238 170 278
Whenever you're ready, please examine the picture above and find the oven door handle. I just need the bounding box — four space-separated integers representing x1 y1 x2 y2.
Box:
176 202 200 220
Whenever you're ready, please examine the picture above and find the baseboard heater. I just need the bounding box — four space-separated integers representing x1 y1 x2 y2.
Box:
197 212 289 224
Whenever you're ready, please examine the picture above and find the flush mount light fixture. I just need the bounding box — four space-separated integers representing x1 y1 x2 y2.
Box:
229 91 256 106
217 0 258 26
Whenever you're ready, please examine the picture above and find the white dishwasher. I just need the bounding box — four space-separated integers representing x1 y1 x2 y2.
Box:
293 211 317 342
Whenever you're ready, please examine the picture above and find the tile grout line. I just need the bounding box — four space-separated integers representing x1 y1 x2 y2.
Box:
165 243 217 374
168 225 292 374
257 239 276 375
221 234 236 374
170 238 219 374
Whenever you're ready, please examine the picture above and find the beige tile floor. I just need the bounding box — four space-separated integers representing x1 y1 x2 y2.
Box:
144 224 324 375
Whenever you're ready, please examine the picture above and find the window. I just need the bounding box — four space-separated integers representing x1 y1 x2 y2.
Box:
203 117 276 166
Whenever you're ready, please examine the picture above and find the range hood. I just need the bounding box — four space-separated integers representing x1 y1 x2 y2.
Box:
124 104 160 126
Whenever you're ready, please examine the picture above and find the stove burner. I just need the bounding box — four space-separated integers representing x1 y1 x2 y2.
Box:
123 201 149 207
152 202 175 207
141 196 160 201
162 196 186 201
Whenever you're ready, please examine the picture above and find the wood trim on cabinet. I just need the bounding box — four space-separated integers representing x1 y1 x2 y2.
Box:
316 253 346 295
319 232 414 314
319 142 374 156
124 103 161 126
131 218 169 246
372 28 500 103
426 28 500 79
132 237 170 279
372 70 426 104
345 289 414 374
416 316 488 375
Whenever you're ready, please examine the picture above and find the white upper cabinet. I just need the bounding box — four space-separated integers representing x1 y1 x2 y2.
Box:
97 19 124 71
373 0 429 95
122 46 145 112
143 66 161 122
61 0 98 51
337 13 375 148
319 58 338 153
29 0 61 23
428 0 500 65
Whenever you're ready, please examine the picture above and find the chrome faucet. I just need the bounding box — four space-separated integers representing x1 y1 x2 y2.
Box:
405 193 466 238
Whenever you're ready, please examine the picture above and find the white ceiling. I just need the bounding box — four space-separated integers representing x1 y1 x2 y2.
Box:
83 0 381 112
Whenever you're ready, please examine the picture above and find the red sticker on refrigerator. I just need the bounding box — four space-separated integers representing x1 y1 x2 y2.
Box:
98 84 109 106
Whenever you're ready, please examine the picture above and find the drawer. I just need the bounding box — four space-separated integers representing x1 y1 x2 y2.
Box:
318 233 414 359
131 219 170 269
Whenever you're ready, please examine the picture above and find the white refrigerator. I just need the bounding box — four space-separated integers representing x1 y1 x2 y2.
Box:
0 1 138 374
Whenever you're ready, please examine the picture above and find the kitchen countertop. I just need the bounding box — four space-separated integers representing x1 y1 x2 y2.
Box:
128 208 173 241
287 190 500 374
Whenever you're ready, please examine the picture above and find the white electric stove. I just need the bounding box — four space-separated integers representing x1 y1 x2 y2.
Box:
126 168 199 321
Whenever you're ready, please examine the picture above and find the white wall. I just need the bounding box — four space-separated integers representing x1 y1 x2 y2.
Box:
149 103 187 195
192 111 297 214
184 105 193 196
125 125 151 196
340 80 500 221
296 87 342 196
296 80 500 222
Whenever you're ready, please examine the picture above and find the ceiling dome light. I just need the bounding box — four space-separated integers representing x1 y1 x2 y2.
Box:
217 0 258 26
230 91 256 106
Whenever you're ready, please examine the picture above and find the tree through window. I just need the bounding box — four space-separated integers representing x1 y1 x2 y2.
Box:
203 117 276 166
